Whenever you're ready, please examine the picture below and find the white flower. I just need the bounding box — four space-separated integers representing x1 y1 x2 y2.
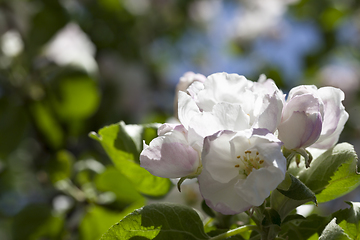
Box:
198 129 286 214
140 124 201 178
179 72 284 133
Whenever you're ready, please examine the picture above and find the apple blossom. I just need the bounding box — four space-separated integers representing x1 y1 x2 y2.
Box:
278 85 348 150
277 87 324 150
140 123 202 178
179 72 284 133
198 128 286 214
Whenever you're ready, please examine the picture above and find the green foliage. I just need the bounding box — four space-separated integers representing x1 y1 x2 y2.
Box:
318 218 350 240
90 122 171 197
0 97 28 159
279 214 330 240
2 0 360 239
12 204 64 240
271 172 317 220
30 101 65 149
49 74 100 121
47 150 74 183
80 200 145 240
289 143 360 203
100 203 210 240
95 166 144 208
333 202 360 239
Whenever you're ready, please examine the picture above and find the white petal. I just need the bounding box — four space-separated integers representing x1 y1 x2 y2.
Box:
188 103 250 139
198 167 252 215
196 72 253 111
235 166 285 206
253 92 283 132
202 131 239 183
178 91 201 129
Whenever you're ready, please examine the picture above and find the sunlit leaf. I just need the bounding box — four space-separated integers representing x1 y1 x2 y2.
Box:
80 199 144 240
50 74 100 121
90 122 171 197
319 218 350 240
100 203 209 240
95 166 144 208
289 143 360 203
333 201 360 239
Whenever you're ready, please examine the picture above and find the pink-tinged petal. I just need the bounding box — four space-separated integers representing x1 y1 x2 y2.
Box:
202 131 239 183
278 93 324 149
157 123 186 136
235 166 285 206
283 93 324 120
311 111 348 149
178 91 201 129
288 85 318 99
140 130 200 178
198 167 252 215
317 87 344 135
278 111 322 149
310 87 349 149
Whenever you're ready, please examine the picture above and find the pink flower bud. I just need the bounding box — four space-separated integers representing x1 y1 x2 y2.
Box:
278 86 324 149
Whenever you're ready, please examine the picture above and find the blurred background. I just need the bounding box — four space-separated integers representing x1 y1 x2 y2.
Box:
1 0 360 239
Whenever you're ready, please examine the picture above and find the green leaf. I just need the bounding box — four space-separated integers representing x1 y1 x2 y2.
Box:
26 0 68 55
100 203 209 240
47 150 74 183
95 166 144 208
262 208 281 227
201 200 216 218
271 173 316 220
319 218 350 240
91 122 171 197
333 202 360 239
50 74 100 121
289 143 360 203
30 101 64 149
80 200 144 240
277 173 317 203
279 214 330 240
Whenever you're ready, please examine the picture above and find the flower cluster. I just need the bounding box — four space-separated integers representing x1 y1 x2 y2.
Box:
140 72 348 214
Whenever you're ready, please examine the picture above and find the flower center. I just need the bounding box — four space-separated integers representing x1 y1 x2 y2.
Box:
235 150 264 178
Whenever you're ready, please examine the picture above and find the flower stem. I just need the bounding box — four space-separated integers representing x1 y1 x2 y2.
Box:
209 225 259 240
